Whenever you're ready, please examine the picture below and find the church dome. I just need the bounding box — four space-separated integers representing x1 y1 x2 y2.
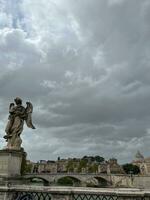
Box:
135 150 144 160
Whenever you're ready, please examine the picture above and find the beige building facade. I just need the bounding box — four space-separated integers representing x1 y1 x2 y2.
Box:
98 158 124 174
28 157 124 174
132 151 150 175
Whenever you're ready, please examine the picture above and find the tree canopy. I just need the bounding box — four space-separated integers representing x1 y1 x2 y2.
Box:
122 163 140 175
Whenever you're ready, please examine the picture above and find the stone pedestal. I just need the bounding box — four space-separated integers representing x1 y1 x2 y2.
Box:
0 149 26 177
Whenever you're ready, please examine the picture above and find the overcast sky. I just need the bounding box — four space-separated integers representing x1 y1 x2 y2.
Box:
0 0 150 163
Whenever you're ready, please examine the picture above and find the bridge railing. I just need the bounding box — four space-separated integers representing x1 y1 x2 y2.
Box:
1 185 150 200
26 172 147 175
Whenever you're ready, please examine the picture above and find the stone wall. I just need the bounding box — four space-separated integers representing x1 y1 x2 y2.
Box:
0 185 150 200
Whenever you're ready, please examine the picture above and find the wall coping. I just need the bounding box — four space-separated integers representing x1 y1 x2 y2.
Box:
24 173 150 177
0 185 150 196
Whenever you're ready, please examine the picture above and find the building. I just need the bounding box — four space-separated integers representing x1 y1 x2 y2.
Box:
57 159 68 173
132 151 150 175
35 160 57 173
107 158 125 174
98 159 124 174
98 162 107 173
27 156 124 174
46 161 57 173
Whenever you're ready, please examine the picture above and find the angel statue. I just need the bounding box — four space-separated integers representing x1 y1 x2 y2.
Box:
3 97 35 150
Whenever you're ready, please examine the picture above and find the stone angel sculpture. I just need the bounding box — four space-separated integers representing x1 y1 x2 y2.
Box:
4 97 35 150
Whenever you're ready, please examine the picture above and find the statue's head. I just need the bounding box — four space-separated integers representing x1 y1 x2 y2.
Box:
14 97 22 105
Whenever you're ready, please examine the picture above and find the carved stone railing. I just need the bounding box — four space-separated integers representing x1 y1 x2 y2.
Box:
1 185 150 200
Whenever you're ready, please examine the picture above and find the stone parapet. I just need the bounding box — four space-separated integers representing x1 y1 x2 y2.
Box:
0 186 150 200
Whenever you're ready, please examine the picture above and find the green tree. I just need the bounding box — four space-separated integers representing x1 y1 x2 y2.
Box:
82 156 88 161
94 156 104 163
66 160 75 172
25 163 33 173
88 164 98 173
122 163 140 175
77 159 88 173
82 155 105 163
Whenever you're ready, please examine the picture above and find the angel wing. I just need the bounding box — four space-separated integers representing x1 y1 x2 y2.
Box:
9 103 15 113
25 102 36 129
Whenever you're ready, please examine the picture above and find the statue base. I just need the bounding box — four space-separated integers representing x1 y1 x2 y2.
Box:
0 149 26 177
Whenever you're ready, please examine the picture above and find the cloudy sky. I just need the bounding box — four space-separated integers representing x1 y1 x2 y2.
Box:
0 0 150 163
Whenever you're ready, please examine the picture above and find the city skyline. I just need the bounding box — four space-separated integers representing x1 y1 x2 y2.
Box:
0 0 150 163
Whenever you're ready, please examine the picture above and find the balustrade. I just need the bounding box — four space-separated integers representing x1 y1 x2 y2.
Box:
0 185 149 200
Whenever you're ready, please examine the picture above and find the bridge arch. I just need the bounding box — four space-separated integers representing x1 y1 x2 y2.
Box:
56 176 82 186
94 176 112 187
25 176 50 186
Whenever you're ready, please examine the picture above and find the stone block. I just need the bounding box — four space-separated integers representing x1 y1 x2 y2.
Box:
0 149 26 177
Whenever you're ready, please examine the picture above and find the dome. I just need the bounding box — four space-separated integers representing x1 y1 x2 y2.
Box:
135 150 144 160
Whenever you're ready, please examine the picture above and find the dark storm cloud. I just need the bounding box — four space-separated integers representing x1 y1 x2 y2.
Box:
0 0 150 163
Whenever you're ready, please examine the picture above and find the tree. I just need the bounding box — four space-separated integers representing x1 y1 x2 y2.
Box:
77 159 88 173
94 156 105 163
25 163 33 173
82 155 105 163
122 163 140 175
66 160 74 172
82 156 88 161
88 164 98 173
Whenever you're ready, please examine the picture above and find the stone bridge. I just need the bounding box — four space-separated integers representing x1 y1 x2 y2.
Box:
24 173 134 187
